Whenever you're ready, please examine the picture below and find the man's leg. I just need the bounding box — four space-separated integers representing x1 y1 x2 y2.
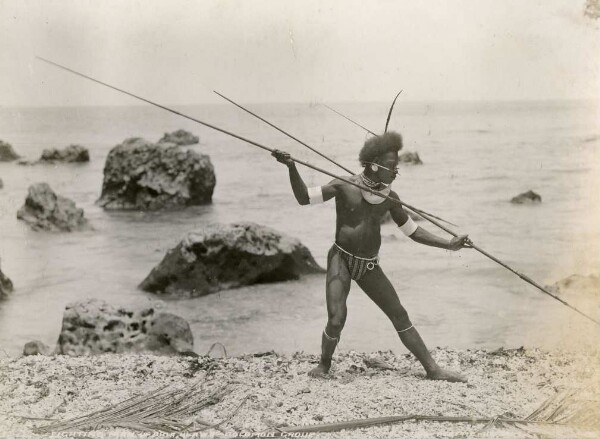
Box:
356 267 467 383
309 247 351 378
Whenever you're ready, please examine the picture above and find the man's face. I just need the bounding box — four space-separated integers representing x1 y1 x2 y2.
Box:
374 151 399 184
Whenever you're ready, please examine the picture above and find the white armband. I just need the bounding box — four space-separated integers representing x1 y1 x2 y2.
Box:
307 186 324 204
398 216 418 237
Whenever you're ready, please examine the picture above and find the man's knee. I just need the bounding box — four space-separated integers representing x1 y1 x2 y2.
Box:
391 309 411 331
326 314 346 337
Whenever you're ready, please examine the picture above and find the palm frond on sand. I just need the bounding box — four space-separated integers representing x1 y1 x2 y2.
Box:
279 388 599 436
33 375 235 434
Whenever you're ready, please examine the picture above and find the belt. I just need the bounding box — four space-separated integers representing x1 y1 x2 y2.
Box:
333 242 379 269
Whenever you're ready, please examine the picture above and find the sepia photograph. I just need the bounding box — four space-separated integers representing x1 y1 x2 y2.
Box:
0 1 599 438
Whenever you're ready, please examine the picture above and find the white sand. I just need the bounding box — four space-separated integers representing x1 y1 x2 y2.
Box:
0 348 598 439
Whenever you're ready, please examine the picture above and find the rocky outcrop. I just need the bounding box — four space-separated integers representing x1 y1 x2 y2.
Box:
57 299 194 356
39 145 89 163
0 258 13 300
511 190 541 204
97 138 215 210
398 151 423 165
0 139 19 161
140 222 325 298
23 340 52 356
16 183 90 232
159 129 199 146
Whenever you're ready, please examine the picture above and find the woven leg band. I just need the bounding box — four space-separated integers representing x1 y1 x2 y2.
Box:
396 324 414 334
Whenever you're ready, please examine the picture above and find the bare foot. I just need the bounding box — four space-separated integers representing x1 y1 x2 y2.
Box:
308 363 331 378
426 368 467 383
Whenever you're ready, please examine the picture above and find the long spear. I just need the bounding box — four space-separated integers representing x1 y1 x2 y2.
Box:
35 56 599 326
322 103 378 136
322 104 378 136
213 90 457 228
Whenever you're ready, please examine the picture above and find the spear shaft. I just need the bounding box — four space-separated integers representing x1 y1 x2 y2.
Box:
214 90 457 228
35 56 599 326
322 104 378 136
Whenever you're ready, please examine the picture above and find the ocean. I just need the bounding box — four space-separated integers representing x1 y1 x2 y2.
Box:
0 100 598 357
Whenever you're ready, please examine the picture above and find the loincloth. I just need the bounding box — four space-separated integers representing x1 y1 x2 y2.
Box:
330 242 379 281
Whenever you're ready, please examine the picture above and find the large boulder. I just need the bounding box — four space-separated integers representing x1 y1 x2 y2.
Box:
97 138 215 210
17 183 90 232
159 129 199 146
140 222 326 298
39 144 89 163
0 258 13 300
57 299 194 356
0 139 19 161
398 151 423 165
511 190 541 204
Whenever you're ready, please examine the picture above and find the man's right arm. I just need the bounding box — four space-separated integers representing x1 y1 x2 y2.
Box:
272 149 338 205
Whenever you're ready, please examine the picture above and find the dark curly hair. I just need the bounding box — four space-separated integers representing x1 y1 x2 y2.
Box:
358 131 403 166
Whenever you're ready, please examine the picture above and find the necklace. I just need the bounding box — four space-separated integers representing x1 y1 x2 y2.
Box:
359 173 391 204
360 173 382 189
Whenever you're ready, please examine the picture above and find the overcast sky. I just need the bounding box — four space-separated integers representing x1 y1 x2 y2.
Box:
0 0 598 106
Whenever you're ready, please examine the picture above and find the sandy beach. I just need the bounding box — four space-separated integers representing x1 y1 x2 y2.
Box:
1 347 598 439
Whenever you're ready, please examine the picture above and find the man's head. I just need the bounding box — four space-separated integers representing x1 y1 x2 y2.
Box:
359 131 403 184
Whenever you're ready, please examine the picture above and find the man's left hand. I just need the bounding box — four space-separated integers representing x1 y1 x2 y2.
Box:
447 235 472 251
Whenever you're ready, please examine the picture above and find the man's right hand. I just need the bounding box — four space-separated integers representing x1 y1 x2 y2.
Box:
272 149 294 167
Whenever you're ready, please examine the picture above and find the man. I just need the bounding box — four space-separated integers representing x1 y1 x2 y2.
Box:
272 131 471 383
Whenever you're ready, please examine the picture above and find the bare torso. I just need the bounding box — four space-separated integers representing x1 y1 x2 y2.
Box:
333 175 396 257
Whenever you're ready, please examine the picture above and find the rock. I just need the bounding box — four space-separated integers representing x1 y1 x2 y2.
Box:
39 144 89 163
0 139 19 161
23 340 52 356
16 183 90 232
97 138 215 210
511 190 541 204
140 222 325 298
159 129 199 146
0 177 3 189
0 258 14 300
56 298 193 356
398 151 423 165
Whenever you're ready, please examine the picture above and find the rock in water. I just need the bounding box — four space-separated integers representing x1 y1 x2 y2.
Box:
23 340 52 356
57 299 194 356
398 151 423 165
0 139 19 161
0 258 13 300
16 183 90 232
511 190 541 204
159 129 200 145
39 144 90 163
97 138 215 210
140 222 326 298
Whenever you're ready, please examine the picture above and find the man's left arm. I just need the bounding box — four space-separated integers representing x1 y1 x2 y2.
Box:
388 192 470 251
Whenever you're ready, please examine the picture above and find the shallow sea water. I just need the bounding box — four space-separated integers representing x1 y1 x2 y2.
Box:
0 100 598 356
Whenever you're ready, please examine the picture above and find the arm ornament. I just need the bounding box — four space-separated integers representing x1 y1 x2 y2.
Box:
307 186 324 204
398 216 418 236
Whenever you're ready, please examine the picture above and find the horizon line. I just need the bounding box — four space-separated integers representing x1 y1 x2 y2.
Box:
1 97 599 110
